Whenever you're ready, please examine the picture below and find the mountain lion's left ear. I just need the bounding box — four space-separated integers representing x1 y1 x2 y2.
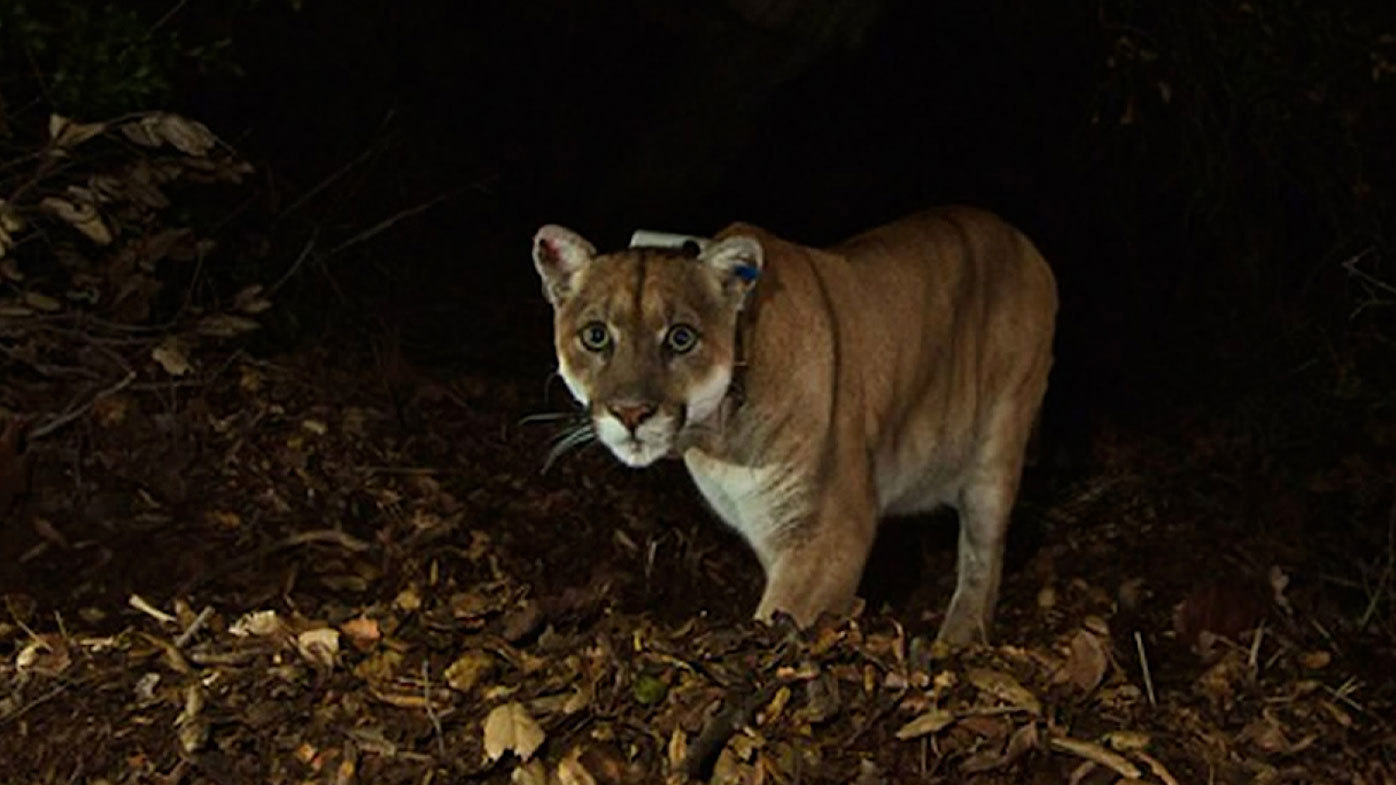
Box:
700 235 763 307
533 225 596 305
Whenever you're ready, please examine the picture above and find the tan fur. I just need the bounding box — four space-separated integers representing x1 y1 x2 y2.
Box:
532 207 1057 644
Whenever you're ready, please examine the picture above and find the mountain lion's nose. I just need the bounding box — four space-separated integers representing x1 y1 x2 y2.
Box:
608 402 657 431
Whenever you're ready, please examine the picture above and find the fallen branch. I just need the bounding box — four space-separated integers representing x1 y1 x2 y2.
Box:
682 680 783 780
28 370 135 441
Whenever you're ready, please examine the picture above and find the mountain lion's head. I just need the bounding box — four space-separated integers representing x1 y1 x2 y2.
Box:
532 225 762 467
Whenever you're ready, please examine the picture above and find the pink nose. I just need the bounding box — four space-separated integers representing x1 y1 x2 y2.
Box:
608 402 656 431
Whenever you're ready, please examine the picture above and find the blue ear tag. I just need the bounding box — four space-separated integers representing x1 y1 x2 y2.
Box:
734 265 760 283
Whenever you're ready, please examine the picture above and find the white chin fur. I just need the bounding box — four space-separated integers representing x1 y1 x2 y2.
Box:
686 366 732 424
596 412 675 468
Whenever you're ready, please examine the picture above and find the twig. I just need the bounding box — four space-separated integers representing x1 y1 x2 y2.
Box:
0 682 68 726
174 605 215 648
422 661 447 758
179 528 372 593
280 127 392 218
1357 503 1395 630
1325 676 1366 714
128 594 177 624
268 230 319 296
28 370 135 440
322 181 491 261
322 189 462 261
1342 248 1395 296
148 0 190 33
1135 750 1181 785
683 681 783 780
1134 631 1156 707
275 529 372 552
1247 621 1265 673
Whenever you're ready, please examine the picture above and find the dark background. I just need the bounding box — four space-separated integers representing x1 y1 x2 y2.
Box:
5 0 1395 462
207 0 1393 439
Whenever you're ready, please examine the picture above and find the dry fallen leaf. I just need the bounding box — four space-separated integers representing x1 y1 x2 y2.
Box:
157 113 218 156
152 339 193 377
394 586 423 612
197 314 261 337
22 291 61 312
1299 650 1331 670
667 728 688 772
967 668 1042 716
894 708 954 740
353 649 403 682
1102 730 1151 752
174 684 209 754
48 114 107 148
556 746 598 785
340 616 381 650
39 196 112 245
511 761 549 785
483 701 546 763
234 284 274 314
1059 627 1109 693
15 633 71 676
297 627 341 668
1048 735 1142 779
229 609 285 638
446 649 496 692
121 113 217 156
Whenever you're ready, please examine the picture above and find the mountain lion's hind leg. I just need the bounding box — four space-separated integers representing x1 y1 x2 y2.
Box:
938 399 1037 645
938 478 1015 645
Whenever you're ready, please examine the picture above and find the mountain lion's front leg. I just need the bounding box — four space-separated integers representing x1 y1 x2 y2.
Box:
754 476 878 627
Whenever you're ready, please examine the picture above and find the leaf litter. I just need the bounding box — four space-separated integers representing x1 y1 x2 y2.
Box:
1 353 1390 784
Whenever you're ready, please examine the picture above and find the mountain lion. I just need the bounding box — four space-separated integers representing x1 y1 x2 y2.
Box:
532 207 1057 644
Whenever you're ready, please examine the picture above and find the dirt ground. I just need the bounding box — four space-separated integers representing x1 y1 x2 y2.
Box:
2 281 1393 784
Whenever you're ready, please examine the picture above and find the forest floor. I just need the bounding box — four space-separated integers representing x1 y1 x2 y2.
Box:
1 307 1393 784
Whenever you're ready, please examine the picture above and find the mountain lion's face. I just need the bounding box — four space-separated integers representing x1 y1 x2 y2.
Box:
532 226 761 467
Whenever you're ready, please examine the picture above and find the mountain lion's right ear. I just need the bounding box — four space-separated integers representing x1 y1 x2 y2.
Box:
700 235 763 308
533 225 596 305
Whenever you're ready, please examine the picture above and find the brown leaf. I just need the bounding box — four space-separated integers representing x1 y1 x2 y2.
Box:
1299 650 1331 670
152 338 193 377
296 627 340 668
22 292 61 312
895 708 954 740
1059 628 1109 693
15 633 71 676
501 599 544 643
39 196 112 245
483 702 546 763
1002 722 1040 766
966 668 1042 716
445 650 496 692
340 616 381 650
121 113 217 155
510 761 548 785
1047 736 1142 779
48 114 106 148
196 314 261 337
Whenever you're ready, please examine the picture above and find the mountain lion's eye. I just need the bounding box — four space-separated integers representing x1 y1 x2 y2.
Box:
665 324 698 354
579 322 611 352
